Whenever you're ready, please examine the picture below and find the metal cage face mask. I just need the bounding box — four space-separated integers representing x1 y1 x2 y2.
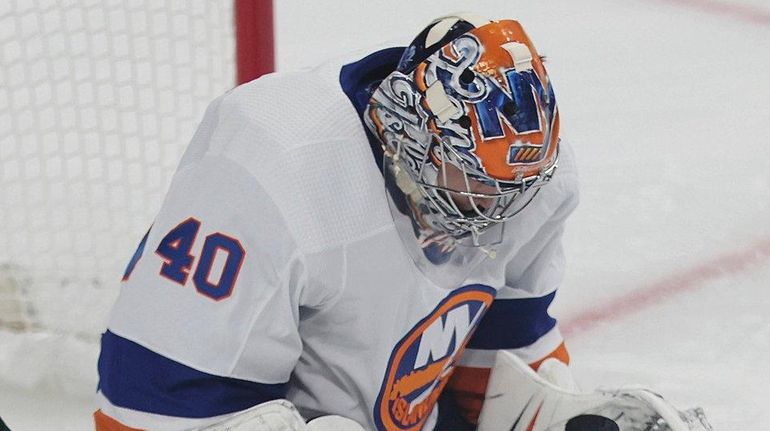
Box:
366 19 560 242
412 138 557 240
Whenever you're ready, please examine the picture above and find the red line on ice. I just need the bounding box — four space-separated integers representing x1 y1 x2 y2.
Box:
562 234 770 337
660 0 770 26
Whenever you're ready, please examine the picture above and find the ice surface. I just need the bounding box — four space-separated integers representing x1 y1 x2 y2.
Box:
568 262 770 429
1 0 768 429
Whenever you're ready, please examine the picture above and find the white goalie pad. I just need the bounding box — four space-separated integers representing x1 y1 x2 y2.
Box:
476 351 714 431
306 415 366 431
198 400 306 431
198 400 364 431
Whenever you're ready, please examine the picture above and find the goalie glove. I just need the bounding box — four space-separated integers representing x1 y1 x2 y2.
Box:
198 399 363 431
476 351 714 431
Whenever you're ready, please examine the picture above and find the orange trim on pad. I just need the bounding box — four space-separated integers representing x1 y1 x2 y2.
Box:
94 410 146 431
530 342 570 371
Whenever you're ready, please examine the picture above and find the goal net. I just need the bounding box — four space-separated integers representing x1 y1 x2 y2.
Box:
0 0 268 395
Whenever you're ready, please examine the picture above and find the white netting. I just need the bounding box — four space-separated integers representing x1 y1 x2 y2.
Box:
0 0 237 391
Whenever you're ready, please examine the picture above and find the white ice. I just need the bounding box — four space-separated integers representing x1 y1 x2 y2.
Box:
1 0 769 429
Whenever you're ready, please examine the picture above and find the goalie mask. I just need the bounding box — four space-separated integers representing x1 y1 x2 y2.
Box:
365 15 560 245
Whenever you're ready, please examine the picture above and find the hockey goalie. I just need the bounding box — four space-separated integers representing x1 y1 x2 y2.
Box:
94 13 715 431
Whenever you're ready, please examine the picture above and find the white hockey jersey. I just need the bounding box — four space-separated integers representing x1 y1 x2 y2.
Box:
96 49 579 431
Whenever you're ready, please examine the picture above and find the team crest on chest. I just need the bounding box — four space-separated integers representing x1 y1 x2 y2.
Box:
374 285 495 430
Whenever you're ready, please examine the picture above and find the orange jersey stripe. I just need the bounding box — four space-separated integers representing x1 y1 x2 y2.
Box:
530 341 570 371
94 410 146 431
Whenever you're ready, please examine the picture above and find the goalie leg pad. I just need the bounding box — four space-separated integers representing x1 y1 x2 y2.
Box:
199 400 307 431
476 351 714 431
198 400 364 431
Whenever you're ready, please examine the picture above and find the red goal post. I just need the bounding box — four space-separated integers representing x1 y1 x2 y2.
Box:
236 0 275 85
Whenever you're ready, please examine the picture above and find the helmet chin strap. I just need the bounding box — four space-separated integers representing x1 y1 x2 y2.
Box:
476 239 498 259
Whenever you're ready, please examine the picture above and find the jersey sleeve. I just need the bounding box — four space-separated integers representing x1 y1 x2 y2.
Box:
468 222 571 366
96 151 307 430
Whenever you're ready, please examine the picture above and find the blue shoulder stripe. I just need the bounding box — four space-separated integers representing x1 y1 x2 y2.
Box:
98 330 287 418
468 292 557 350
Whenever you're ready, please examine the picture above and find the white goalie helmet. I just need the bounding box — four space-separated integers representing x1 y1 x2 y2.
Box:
365 14 560 244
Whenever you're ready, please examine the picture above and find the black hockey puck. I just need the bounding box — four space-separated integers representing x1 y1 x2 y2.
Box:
565 414 619 431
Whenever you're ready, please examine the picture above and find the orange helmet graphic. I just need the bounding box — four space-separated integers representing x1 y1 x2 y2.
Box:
366 15 559 241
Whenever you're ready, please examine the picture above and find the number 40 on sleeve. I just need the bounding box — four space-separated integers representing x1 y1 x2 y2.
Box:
123 217 246 301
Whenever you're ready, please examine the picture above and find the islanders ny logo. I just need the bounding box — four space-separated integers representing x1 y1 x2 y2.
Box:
374 285 495 430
